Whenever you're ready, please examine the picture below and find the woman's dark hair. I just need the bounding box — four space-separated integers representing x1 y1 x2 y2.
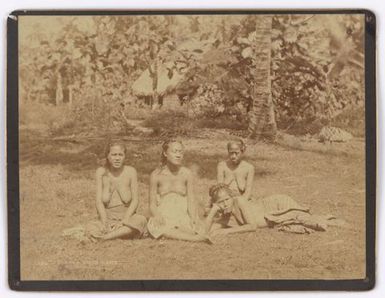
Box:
208 183 235 204
159 139 183 168
227 138 246 152
204 183 236 215
102 140 127 168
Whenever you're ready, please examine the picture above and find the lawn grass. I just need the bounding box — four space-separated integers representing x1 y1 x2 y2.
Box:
19 132 366 280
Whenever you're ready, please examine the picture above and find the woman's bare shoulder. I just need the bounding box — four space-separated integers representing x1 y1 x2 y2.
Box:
150 167 161 179
95 166 106 177
242 160 255 170
217 160 226 169
180 166 192 176
124 165 137 175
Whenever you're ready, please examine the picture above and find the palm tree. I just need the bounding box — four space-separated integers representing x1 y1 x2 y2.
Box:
245 16 277 140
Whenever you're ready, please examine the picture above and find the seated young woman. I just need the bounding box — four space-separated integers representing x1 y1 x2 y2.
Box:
146 139 210 242
85 141 147 240
216 139 255 201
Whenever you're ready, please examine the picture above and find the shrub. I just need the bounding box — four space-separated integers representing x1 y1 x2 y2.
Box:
19 101 75 133
331 106 365 137
195 115 247 131
142 109 195 137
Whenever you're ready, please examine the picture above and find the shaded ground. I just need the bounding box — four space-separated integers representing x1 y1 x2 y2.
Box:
19 130 366 280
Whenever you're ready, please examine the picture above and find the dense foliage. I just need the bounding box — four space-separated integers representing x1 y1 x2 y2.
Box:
19 15 364 136
271 15 364 128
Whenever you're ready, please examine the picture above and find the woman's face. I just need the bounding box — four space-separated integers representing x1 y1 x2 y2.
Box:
228 143 243 165
215 189 234 214
107 145 125 169
165 142 184 166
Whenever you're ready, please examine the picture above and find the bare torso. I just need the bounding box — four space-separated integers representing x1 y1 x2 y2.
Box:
100 166 135 208
154 166 189 198
218 160 254 195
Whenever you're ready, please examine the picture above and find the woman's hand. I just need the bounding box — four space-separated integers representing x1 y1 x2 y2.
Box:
210 203 222 215
204 204 222 234
99 221 112 235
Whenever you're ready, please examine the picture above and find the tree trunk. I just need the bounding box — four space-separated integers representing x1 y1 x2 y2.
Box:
248 16 277 140
68 85 73 107
55 73 63 106
150 58 159 109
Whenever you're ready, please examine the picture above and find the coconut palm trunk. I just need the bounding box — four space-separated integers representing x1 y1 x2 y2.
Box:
248 16 277 140
149 57 159 109
55 73 64 106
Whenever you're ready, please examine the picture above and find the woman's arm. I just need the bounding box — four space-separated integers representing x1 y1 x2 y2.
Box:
209 200 258 236
95 168 107 226
149 171 160 217
217 162 225 183
204 204 221 233
211 223 257 236
186 169 198 222
122 168 139 222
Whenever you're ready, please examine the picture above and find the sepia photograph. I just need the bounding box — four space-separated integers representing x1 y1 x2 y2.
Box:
7 10 376 290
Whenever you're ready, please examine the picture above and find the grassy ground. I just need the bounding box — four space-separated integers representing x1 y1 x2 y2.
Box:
19 131 366 280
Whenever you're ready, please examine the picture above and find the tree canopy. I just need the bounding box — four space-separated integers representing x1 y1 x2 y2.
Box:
19 14 365 136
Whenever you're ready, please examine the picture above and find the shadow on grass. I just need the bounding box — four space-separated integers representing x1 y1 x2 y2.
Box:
20 138 276 182
20 139 160 180
185 150 275 180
